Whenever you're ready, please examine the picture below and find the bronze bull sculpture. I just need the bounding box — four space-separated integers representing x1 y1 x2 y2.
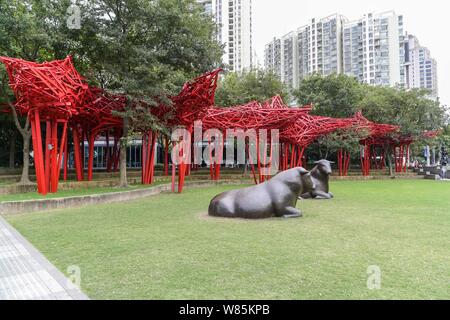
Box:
208 167 315 219
300 160 334 199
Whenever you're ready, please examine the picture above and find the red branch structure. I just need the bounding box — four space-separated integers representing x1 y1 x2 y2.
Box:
2 56 429 194
0 56 88 194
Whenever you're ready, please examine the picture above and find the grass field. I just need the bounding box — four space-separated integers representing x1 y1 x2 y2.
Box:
5 180 450 299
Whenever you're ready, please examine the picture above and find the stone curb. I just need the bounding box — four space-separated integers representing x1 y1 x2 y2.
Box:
0 180 249 215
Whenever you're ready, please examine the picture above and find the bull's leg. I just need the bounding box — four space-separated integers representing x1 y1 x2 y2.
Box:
312 190 333 199
299 192 315 200
282 206 303 219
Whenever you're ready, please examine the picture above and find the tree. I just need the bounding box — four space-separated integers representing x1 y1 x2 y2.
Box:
295 73 447 175
293 73 363 117
215 69 291 107
359 85 446 174
316 127 368 158
0 0 57 184
71 0 223 187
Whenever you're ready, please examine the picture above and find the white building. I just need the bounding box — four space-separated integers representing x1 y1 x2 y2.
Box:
265 11 411 90
404 34 438 98
264 37 282 79
265 14 346 88
343 11 405 87
197 0 253 72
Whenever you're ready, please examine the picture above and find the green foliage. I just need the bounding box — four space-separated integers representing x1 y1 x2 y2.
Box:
294 73 363 117
317 127 369 156
435 125 450 149
1 0 223 133
71 0 223 132
215 69 291 107
294 73 447 155
359 85 446 139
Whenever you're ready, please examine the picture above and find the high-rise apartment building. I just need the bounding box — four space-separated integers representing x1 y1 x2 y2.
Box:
265 11 414 90
197 0 253 72
343 11 405 86
265 14 346 88
404 34 438 98
264 37 282 79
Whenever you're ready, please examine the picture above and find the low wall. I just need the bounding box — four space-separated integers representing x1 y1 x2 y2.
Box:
0 180 249 215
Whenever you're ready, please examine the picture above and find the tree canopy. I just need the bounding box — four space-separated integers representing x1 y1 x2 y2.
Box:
294 73 363 118
215 69 291 107
293 73 447 139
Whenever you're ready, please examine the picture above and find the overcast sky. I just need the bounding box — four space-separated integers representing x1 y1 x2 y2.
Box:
252 0 448 106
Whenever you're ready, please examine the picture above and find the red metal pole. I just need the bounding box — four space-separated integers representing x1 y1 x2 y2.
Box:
171 142 176 193
34 110 47 195
50 120 58 193
141 133 147 184
105 131 110 172
256 133 261 183
164 136 169 176
72 126 83 181
63 129 68 181
178 140 185 193
209 138 214 180
149 132 157 184
87 132 96 181
30 117 42 194
44 120 51 192
58 122 68 184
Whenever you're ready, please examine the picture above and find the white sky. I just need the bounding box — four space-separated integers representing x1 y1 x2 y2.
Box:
252 0 448 107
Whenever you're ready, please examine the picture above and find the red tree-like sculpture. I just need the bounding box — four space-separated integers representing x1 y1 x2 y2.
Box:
2 56 421 195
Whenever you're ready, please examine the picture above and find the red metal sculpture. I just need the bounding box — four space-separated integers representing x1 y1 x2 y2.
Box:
2 55 425 195
0 56 88 194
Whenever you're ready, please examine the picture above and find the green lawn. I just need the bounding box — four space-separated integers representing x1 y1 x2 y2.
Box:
6 180 450 299
0 182 167 202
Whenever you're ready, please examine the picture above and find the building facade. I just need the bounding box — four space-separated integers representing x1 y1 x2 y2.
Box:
265 11 418 91
197 0 253 72
264 37 282 79
343 11 405 86
404 34 438 98
265 14 346 88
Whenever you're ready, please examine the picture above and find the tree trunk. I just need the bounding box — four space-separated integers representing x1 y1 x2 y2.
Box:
9 130 16 168
385 145 393 177
19 131 32 184
6 98 33 185
119 117 129 188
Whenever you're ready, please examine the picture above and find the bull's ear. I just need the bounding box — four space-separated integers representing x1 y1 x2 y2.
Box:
298 167 309 175
328 161 335 164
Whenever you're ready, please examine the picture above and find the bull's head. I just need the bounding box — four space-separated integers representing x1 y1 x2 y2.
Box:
314 159 334 175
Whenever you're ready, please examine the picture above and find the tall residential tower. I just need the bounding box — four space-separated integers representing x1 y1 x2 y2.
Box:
342 11 405 86
265 11 414 91
404 34 438 98
198 0 253 72
265 14 346 88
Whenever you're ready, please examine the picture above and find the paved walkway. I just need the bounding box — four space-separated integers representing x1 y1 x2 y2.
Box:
0 216 88 300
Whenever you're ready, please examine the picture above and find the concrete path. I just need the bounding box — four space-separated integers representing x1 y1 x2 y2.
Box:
0 216 89 300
